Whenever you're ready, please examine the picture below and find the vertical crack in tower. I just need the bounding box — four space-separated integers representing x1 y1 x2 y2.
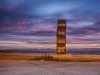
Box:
56 20 66 54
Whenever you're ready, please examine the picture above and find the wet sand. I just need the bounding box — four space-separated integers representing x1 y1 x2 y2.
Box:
0 60 100 75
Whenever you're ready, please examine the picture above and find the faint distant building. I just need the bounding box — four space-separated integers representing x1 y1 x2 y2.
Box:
56 20 66 54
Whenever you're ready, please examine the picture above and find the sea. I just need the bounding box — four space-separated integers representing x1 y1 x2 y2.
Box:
0 48 100 54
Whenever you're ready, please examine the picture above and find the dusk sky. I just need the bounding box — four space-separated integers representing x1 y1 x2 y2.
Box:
0 0 100 50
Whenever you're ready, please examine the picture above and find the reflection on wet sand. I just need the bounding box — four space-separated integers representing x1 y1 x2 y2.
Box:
0 60 100 75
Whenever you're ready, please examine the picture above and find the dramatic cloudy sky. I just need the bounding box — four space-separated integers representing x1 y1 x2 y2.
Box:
0 0 100 50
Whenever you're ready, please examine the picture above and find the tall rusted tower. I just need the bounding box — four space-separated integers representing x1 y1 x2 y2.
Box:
56 20 66 54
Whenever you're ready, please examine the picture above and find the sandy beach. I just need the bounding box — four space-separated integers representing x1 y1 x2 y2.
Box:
0 53 100 61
